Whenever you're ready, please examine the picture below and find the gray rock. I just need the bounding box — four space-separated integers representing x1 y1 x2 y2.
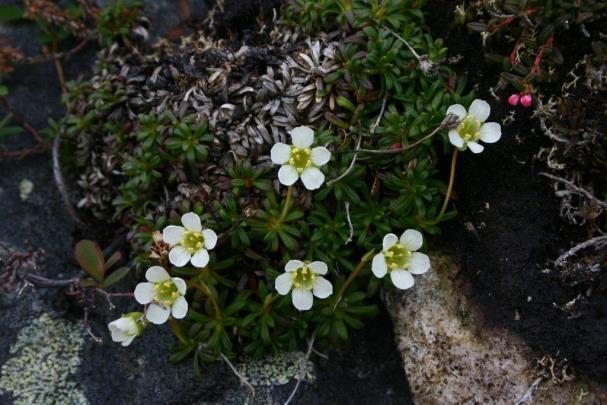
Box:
384 254 607 404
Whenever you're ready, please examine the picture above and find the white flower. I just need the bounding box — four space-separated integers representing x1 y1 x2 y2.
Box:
162 212 217 268
274 260 333 311
108 312 145 347
270 126 331 190
371 229 431 290
134 266 189 324
446 99 502 153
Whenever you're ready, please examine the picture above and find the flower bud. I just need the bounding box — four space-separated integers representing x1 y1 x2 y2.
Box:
108 312 145 346
507 94 520 106
520 94 533 107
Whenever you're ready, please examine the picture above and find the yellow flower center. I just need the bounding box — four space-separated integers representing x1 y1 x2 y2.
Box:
457 115 482 142
384 243 412 271
154 280 180 306
289 147 312 173
291 265 316 290
181 230 205 253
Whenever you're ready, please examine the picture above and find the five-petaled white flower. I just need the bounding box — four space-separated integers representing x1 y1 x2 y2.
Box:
163 212 217 268
371 229 431 290
446 99 502 154
134 266 189 324
274 260 333 311
108 312 145 346
270 126 331 190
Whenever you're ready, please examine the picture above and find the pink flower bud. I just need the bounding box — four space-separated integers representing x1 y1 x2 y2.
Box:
507 94 520 106
520 94 532 107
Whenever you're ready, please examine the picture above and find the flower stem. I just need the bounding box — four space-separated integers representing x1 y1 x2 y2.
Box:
332 249 375 310
169 319 189 345
429 149 459 225
278 186 294 223
191 282 222 320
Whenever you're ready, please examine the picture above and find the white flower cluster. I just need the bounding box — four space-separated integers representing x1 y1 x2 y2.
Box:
109 109 501 345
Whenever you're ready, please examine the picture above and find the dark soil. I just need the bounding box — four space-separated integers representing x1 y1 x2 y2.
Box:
427 0 607 383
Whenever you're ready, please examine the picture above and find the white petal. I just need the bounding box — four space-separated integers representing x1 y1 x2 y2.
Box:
190 249 209 268
134 282 155 304
446 104 467 121
121 335 136 347
290 126 314 148
308 261 328 275
278 165 299 186
310 146 331 166
390 270 414 290
383 233 399 250
162 225 184 246
448 130 464 148
172 277 187 294
109 325 129 343
201 229 217 250
111 317 136 334
467 142 485 154
145 266 170 282
479 122 501 143
468 99 490 122
169 246 191 267
313 277 333 299
181 212 202 232
285 260 304 272
400 229 423 251
275 273 293 295
271 143 292 164
301 167 325 190
146 303 171 325
371 253 387 278
171 296 188 319
409 252 431 275
292 288 313 311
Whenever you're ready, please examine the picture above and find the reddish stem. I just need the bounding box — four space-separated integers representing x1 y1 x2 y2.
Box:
530 35 554 77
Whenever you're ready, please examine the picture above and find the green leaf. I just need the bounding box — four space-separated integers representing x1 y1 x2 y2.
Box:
0 126 23 137
0 5 24 23
101 266 130 288
0 85 8 97
104 251 122 270
74 240 105 282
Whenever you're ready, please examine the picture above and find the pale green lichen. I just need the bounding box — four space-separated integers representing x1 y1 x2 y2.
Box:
237 352 315 387
0 314 88 405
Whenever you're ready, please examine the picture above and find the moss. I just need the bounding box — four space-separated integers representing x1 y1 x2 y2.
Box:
0 314 87 405
238 352 315 387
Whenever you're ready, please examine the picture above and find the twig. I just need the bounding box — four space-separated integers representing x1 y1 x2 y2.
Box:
0 98 48 146
554 235 607 267
538 172 607 209
0 145 46 159
327 96 387 186
384 26 421 59
346 113 459 155
95 289 134 310
284 332 316 405
24 273 79 287
51 41 71 111
344 201 354 245
24 38 90 65
327 135 362 187
369 96 387 134
220 353 256 397
52 132 86 227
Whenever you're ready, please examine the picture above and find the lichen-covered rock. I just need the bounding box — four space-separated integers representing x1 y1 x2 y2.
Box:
384 254 607 404
0 314 87 405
